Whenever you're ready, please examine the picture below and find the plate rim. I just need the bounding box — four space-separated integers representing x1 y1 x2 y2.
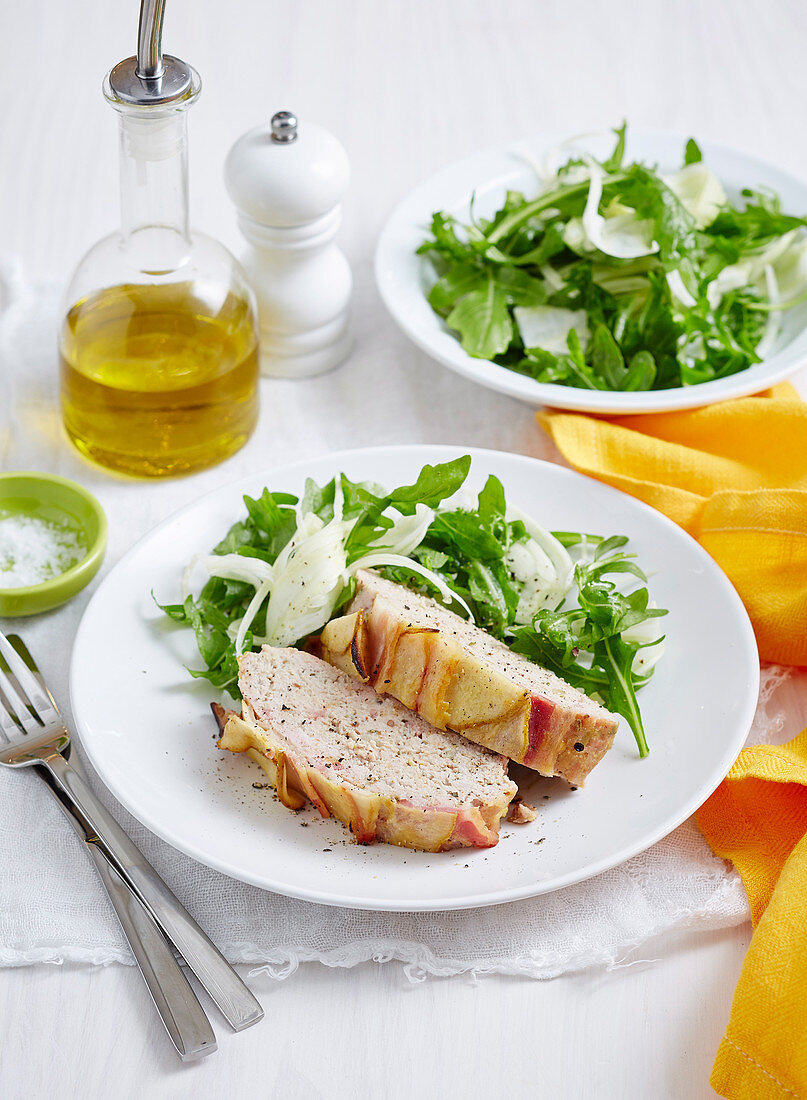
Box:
70 444 760 910
375 127 807 413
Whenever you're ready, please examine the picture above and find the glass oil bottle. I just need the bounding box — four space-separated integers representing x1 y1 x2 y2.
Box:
59 0 259 477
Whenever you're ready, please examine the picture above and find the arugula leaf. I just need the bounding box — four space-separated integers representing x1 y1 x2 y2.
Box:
709 193 807 245
466 559 518 636
551 531 604 549
564 329 608 390
446 273 513 358
486 180 594 246
427 263 487 315
603 121 628 173
597 635 650 754
494 266 548 306
387 456 472 513
397 474 527 635
589 323 626 388
301 476 335 521
427 510 504 560
476 474 507 523
213 521 250 554
506 222 570 268
241 489 299 558
623 350 657 390
340 457 473 555
684 138 702 166
154 594 190 623
417 212 477 262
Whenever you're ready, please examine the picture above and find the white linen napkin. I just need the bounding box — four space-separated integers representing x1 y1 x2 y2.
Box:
5 671 788 978
0 266 765 980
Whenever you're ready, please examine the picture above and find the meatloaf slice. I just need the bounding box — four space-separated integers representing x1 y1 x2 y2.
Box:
216 646 517 851
317 570 619 786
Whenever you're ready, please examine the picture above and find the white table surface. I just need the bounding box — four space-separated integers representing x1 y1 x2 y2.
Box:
2 0 807 1096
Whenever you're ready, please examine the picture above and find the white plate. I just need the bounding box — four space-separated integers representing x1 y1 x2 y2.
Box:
71 446 759 911
375 129 807 413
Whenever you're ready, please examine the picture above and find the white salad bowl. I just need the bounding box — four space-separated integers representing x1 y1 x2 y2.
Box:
375 129 807 414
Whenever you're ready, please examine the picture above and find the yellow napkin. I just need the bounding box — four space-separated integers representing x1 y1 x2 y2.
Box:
696 730 807 1100
538 383 807 665
539 384 807 1098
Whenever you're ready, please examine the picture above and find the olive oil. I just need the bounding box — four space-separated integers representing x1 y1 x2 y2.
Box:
60 282 259 477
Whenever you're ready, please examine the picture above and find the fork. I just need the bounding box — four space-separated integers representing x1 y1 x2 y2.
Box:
9 626 217 1061
0 630 264 1037
1 633 217 1060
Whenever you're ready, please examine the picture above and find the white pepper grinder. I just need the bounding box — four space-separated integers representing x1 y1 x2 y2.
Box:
224 111 352 377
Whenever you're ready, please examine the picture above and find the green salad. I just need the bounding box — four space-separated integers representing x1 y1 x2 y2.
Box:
418 124 807 390
158 457 667 756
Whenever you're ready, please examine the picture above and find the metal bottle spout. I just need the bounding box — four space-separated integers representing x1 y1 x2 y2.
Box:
136 0 167 81
107 0 196 107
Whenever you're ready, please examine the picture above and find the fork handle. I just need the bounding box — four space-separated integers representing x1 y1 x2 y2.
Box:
39 750 263 1033
88 845 218 1060
37 763 217 1060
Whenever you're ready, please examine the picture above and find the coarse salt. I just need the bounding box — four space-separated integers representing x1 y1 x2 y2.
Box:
0 514 85 589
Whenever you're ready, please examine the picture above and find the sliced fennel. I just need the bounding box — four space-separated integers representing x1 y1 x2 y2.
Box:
504 503 573 622
187 494 470 655
578 159 658 259
756 265 781 358
666 269 697 310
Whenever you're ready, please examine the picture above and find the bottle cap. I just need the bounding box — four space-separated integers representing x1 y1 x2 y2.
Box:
225 113 350 229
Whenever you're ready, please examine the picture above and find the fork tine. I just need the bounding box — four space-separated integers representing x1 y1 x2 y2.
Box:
0 664 41 735
0 631 56 719
0 679 24 739
7 635 58 708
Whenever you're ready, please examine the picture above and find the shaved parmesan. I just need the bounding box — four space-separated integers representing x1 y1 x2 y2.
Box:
514 305 590 355
663 163 726 228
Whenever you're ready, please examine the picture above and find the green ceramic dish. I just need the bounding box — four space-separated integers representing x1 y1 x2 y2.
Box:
0 472 108 617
